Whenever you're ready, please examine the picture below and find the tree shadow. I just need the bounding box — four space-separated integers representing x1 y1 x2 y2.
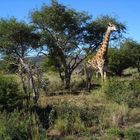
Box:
33 105 57 129
71 79 101 92
90 83 101 90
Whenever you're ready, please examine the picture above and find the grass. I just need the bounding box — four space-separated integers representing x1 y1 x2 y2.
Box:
36 68 140 139
0 68 140 140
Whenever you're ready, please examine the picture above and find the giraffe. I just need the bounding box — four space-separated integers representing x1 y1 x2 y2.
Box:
86 22 117 89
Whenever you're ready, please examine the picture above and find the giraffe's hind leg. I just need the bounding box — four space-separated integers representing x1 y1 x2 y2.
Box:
85 67 93 91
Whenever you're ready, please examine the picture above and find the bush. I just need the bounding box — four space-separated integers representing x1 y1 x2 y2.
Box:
104 78 140 107
125 127 140 140
99 103 129 129
0 111 47 140
108 48 131 76
128 79 140 107
104 78 129 103
54 103 87 134
51 101 104 136
0 75 23 111
103 127 140 140
106 128 124 139
0 112 30 140
54 117 68 133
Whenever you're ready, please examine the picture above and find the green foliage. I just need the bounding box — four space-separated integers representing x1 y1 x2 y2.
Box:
54 117 68 133
125 127 140 140
0 18 40 57
41 57 56 72
103 127 140 140
106 128 124 139
0 58 18 74
0 75 23 111
31 1 126 89
108 39 140 76
31 0 92 89
30 113 47 140
46 71 63 94
99 103 128 129
121 39 140 73
85 15 126 46
128 79 140 107
108 47 131 75
51 101 105 136
104 78 140 107
0 60 7 72
54 102 87 134
104 78 129 103
0 111 47 140
0 112 30 140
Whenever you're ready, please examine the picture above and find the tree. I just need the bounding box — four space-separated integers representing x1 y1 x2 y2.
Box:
108 47 130 76
121 39 140 74
0 18 41 103
31 1 125 89
108 39 140 76
31 0 91 89
84 15 126 47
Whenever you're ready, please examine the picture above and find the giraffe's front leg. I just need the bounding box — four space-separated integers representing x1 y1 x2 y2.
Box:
104 71 106 80
103 66 107 80
98 67 104 80
95 71 99 78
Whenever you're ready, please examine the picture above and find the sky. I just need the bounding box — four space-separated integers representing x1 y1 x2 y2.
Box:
0 0 140 42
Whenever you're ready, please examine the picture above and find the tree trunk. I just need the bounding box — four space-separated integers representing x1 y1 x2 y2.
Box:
29 70 39 103
64 71 71 90
19 58 39 103
18 65 30 109
59 72 65 84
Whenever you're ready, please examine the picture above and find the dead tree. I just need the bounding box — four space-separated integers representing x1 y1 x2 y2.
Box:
18 58 39 104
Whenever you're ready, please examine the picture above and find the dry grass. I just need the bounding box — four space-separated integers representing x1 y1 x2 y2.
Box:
38 93 104 108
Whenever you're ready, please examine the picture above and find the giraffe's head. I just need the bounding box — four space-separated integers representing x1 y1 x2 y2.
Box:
107 22 117 32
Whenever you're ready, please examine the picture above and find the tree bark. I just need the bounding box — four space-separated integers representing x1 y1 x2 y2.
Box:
64 70 71 90
19 58 39 103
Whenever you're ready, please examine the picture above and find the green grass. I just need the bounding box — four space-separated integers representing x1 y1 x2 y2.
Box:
0 68 140 140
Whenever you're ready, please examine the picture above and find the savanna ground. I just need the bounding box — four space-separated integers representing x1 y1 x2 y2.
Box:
0 65 140 140
24 68 139 140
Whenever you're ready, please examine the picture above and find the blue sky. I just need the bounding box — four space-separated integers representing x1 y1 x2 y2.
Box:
0 0 140 42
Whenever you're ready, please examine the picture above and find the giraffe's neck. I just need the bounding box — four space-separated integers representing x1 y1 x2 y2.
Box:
97 29 111 55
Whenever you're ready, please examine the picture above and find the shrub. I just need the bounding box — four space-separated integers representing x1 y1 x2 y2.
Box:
125 127 140 140
128 79 140 107
104 78 140 107
0 111 47 140
54 117 68 134
52 101 105 136
0 75 23 111
105 128 124 139
98 102 129 131
108 47 131 76
0 112 30 140
129 108 140 124
54 104 87 134
103 78 129 104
